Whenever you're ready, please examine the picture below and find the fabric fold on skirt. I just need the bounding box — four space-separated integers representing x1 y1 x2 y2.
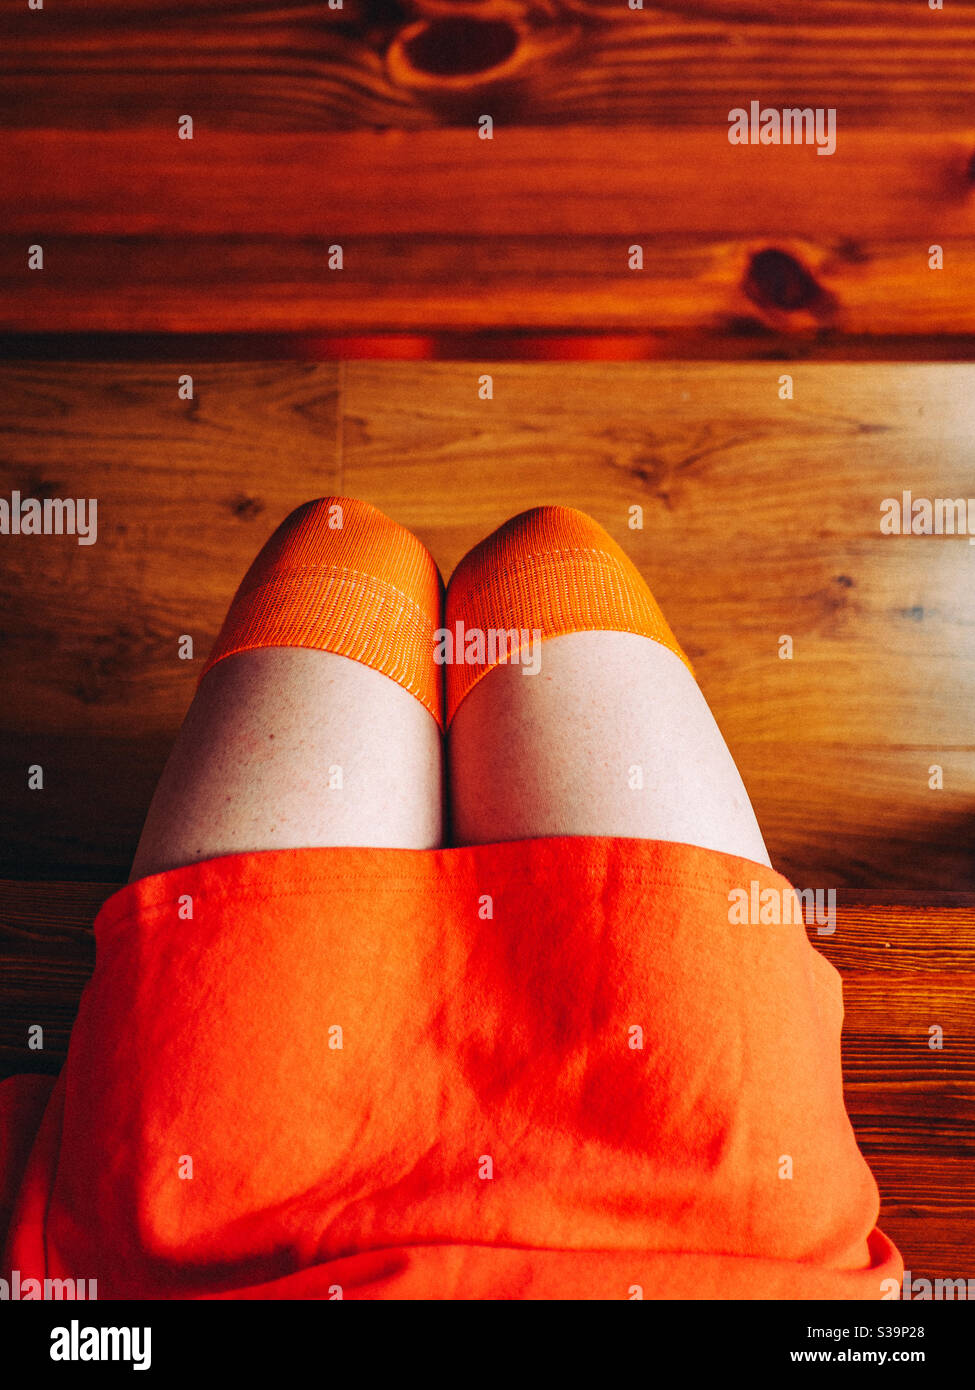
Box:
0 837 902 1300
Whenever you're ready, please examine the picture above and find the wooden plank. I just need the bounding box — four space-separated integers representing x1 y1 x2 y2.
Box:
871 1155 975 1280
816 906 975 974
0 735 177 883
6 129 973 238
837 891 975 908
741 749 975 893
845 1085 974 1156
0 362 342 880
0 359 343 878
873 1154 975 1215
872 1216 975 1283
3 235 975 338
3 4 974 131
1 128 973 336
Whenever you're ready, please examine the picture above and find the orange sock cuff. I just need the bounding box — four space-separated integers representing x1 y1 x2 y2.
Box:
200 497 445 728
443 505 694 728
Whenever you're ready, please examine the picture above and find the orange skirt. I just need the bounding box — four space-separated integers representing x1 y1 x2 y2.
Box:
0 837 902 1300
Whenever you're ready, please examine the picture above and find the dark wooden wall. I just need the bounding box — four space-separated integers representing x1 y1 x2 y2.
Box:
1 0 973 348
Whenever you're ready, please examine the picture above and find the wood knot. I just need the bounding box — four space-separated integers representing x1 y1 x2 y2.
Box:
401 17 519 78
386 12 576 113
229 494 264 521
743 248 826 314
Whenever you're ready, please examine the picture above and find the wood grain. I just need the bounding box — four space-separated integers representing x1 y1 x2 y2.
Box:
3 2 974 130
0 361 342 879
3 235 975 341
6 129 974 239
3 127 972 338
4 3 972 344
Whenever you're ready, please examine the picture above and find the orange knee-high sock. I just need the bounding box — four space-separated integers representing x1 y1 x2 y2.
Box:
200 497 445 728
443 505 694 728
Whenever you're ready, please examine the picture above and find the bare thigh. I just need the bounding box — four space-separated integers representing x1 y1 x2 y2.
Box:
448 630 770 865
129 646 444 882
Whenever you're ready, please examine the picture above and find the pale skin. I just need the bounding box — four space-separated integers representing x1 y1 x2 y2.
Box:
447 630 771 865
131 623 770 880
128 645 445 880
